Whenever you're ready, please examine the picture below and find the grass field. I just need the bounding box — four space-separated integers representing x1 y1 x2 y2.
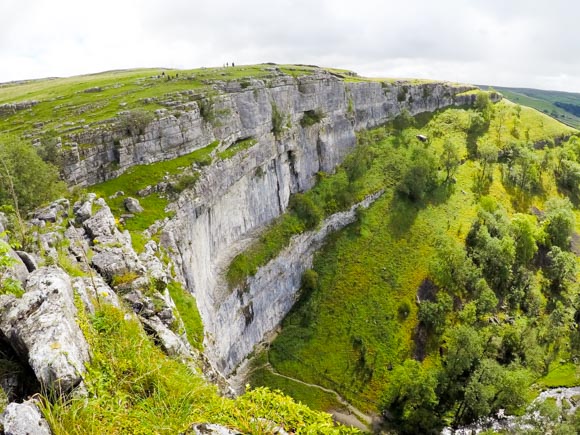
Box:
484 85 580 129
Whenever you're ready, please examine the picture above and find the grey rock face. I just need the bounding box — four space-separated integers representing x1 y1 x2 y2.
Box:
155 77 489 376
61 72 485 187
124 197 144 213
0 267 90 394
203 192 381 374
2 400 51 435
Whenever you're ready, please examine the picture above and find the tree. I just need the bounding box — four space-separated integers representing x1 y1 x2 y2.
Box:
440 139 462 182
381 360 439 434
474 92 494 123
397 145 438 201
289 193 323 230
393 108 415 131
475 279 498 317
343 143 372 183
0 138 65 222
431 239 479 297
418 292 453 334
545 246 577 292
468 225 515 294
543 197 575 250
510 213 539 266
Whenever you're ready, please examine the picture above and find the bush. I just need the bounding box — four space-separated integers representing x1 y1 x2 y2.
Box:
171 174 199 193
397 145 438 201
300 110 324 128
118 110 154 136
398 301 411 320
271 103 285 138
289 193 323 230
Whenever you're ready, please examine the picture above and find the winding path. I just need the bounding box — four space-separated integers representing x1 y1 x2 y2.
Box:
261 361 375 432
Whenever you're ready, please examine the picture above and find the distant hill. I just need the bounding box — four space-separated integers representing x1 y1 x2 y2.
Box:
481 85 580 129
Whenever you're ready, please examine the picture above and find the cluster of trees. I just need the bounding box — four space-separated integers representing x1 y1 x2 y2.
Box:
383 196 579 433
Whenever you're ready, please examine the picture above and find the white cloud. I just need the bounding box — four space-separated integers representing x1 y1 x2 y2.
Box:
1 0 579 92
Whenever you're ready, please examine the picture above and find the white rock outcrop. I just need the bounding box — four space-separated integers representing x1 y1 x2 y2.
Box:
0 267 90 394
2 400 51 435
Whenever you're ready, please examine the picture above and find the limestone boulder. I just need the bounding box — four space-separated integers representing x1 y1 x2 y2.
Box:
124 197 144 213
2 400 51 435
0 267 90 394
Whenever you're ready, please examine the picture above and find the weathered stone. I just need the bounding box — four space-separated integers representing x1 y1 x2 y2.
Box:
83 201 117 243
15 251 38 272
73 200 93 224
141 316 189 358
0 267 90 394
2 400 51 435
187 423 242 435
91 247 143 282
124 197 144 213
72 275 120 314
34 207 58 223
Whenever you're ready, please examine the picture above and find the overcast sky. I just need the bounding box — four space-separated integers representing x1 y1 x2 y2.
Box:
1 0 579 92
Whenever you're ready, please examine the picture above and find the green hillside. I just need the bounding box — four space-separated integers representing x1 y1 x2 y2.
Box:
249 97 580 433
483 85 580 129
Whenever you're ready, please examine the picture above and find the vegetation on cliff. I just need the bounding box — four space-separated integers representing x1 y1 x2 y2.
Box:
248 95 580 432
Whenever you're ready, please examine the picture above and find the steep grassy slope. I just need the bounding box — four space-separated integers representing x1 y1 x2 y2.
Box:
484 85 580 129
248 100 580 431
41 303 357 434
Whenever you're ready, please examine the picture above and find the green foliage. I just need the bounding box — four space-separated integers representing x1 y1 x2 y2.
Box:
0 237 23 297
271 103 285 138
0 137 65 212
343 143 373 183
475 91 494 123
217 138 257 160
510 213 539 266
238 103 579 431
171 173 200 193
393 109 415 130
41 304 354 434
300 110 324 128
418 292 452 334
397 144 439 201
440 139 462 182
118 109 155 136
545 246 577 291
381 360 439 434
167 281 204 351
542 197 575 249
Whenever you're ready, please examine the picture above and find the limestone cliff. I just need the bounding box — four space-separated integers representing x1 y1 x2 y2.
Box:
139 70 488 375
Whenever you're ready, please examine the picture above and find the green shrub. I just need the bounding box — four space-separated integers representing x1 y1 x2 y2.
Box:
300 110 324 128
172 173 199 193
167 281 204 351
289 193 323 230
118 109 155 136
271 103 285 138
0 137 66 213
